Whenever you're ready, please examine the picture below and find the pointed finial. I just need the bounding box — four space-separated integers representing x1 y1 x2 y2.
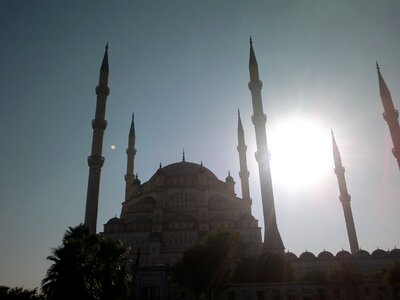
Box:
182 149 185 162
238 108 241 118
331 128 334 137
101 43 109 72
159 162 162 169
249 36 259 79
376 61 380 70
200 160 203 166
129 112 135 136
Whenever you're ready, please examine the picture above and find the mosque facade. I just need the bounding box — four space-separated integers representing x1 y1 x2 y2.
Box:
83 41 400 299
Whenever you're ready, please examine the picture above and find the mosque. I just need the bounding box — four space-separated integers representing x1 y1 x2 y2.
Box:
83 41 400 299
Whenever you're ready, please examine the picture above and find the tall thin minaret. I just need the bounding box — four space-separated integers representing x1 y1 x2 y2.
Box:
331 130 359 254
237 110 251 214
125 113 137 200
84 44 110 234
376 63 400 169
248 38 284 252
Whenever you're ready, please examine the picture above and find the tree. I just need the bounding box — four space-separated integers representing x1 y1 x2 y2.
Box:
0 287 43 300
328 261 363 300
384 261 400 299
41 224 131 300
232 252 294 283
173 227 244 299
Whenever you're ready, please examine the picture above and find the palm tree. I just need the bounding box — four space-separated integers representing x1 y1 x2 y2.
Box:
41 224 131 300
0 286 43 300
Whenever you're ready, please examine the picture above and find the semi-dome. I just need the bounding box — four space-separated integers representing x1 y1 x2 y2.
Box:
285 252 298 261
299 251 316 260
371 249 388 258
354 249 370 257
389 248 400 258
318 250 335 259
106 217 123 225
336 250 351 258
152 161 218 180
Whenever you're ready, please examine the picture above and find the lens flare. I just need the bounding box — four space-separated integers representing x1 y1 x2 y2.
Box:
268 117 331 189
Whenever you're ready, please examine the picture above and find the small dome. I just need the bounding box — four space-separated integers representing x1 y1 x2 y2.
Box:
389 248 400 258
106 217 123 225
226 175 234 182
285 252 298 261
225 171 234 183
133 176 141 185
318 250 335 259
336 250 351 258
354 249 370 257
371 249 388 258
299 251 316 260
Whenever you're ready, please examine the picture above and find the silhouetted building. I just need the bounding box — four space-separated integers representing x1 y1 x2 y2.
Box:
376 63 400 169
331 130 359 254
82 42 400 300
84 44 109 235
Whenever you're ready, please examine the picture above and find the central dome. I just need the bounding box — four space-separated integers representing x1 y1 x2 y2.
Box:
156 161 218 180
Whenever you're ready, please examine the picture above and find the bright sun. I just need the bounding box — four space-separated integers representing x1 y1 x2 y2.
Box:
268 117 332 189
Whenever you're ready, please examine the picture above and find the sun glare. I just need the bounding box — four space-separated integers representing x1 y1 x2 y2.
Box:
268 117 331 189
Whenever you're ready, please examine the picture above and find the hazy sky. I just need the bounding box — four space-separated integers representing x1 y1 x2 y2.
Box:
1 0 400 289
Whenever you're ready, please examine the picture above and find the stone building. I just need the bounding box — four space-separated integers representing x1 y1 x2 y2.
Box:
103 158 262 265
83 41 400 299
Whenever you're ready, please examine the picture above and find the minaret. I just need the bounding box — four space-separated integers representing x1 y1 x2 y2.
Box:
125 113 137 200
331 130 359 254
237 110 252 214
84 44 110 234
376 63 400 169
248 38 284 252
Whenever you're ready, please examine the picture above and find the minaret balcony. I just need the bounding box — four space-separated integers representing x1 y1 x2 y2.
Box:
339 194 351 203
383 109 399 121
248 80 263 90
87 155 105 167
95 85 110 96
92 119 107 130
334 166 345 175
251 113 267 125
255 150 270 164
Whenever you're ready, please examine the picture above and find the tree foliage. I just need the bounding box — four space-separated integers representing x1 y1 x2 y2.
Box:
384 261 400 299
232 252 294 283
41 224 131 300
173 227 244 297
0 287 43 300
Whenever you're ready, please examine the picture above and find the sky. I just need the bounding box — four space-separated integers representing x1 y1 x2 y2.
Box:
1 0 400 289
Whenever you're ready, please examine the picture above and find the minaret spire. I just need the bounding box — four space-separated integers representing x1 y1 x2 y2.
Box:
84 44 110 234
376 63 400 169
331 130 359 254
237 110 251 214
125 112 137 200
247 39 284 252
